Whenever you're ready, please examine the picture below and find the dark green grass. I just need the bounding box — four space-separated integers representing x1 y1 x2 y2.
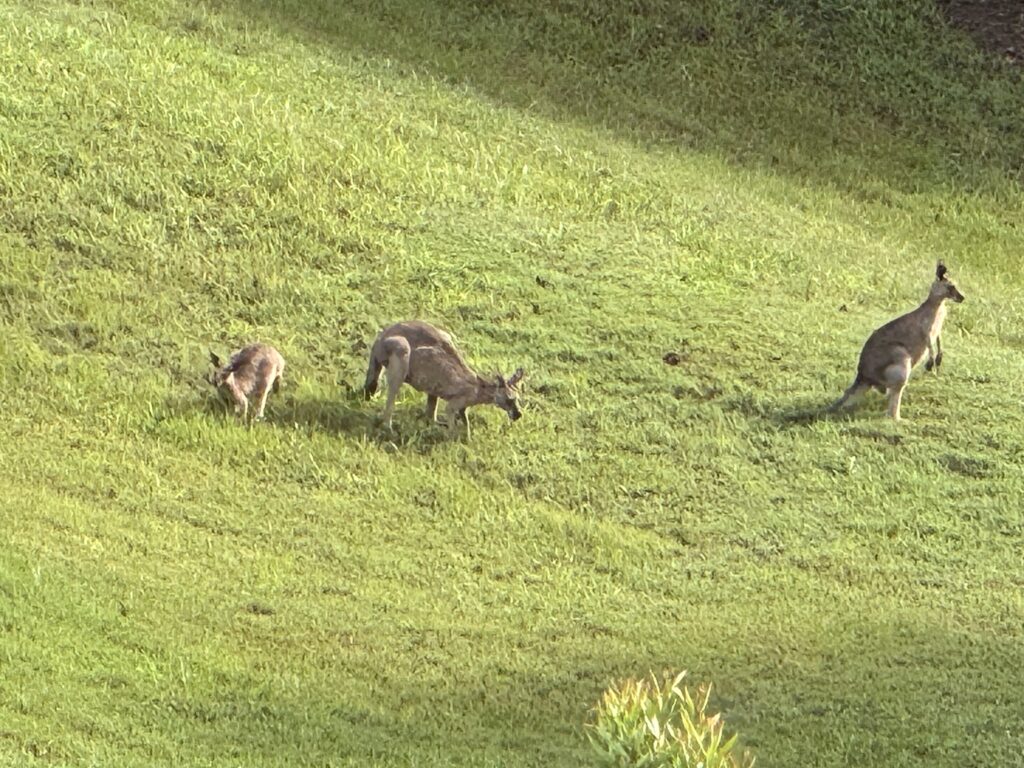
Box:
1 1 1023 766
217 0 1024 193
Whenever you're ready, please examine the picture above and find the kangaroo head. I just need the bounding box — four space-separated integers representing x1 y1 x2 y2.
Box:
932 261 965 303
208 351 229 387
493 367 525 421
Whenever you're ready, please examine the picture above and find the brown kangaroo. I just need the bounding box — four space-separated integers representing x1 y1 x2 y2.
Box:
208 343 285 423
828 262 965 420
363 320 524 438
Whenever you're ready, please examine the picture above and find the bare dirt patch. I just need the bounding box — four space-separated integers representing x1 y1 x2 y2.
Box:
939 0 1024 64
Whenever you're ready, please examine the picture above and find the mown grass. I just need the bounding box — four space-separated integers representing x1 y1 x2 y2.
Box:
1 0 1023 766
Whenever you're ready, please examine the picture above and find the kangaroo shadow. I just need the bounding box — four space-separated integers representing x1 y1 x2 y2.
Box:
160 388 225 421
157 381 362 433
711 390 837 427
278 387 459 451
272 390 376 436
162 383 462 450
723 393 870 428
771 392 906 429
772 402 832 427
772 391 879 426
161 385 305 425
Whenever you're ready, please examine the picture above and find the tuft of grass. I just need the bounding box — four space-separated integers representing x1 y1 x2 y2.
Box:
589 671 755 768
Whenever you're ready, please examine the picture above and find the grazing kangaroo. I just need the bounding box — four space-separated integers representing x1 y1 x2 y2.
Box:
364 320 524 438
828 262 965 420
208 343 285 422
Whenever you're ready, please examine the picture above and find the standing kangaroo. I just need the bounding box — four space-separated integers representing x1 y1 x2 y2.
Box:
208 343 285 423
364 320 524 438
828 262 965 420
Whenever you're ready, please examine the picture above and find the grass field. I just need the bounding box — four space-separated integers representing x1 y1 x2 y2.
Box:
2 0 1023 765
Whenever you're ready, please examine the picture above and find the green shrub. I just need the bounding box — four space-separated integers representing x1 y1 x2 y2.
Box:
588 671 755 768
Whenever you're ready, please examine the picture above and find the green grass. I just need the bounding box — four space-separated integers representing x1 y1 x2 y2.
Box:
2 0 1023 766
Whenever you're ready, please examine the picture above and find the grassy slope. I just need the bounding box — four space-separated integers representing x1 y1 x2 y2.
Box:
1 0 1023 766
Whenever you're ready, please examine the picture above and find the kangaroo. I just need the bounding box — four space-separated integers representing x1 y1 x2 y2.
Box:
208 343 285 422
363 320 524 438
828 262 965 420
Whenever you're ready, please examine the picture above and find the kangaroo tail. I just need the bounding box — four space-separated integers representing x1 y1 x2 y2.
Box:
827 374 867 413
363 347 383 399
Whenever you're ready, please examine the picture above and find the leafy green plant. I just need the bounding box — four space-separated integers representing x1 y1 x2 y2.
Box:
588 671 755 768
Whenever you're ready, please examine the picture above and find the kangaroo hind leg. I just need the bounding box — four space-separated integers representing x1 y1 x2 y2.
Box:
883 356 912 421
380 338 411 430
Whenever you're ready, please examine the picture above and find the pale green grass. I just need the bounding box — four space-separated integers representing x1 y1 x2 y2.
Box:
1 1 1023 766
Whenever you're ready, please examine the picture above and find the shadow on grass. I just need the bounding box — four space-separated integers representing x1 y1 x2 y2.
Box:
273 391 376 436
206 0 1024 193
709 390 835 427
772 401 833 426
712 391 888 428
160 385 461 451
772 400 900 428
139 609 1024 768
280 393 460 451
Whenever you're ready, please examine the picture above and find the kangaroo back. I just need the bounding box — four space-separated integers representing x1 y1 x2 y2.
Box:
366 322 466 378
227 345 284 393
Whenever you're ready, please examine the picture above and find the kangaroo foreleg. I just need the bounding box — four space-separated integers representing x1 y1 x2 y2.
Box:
254 383 271 421
424 395 439 422
225 376 249 421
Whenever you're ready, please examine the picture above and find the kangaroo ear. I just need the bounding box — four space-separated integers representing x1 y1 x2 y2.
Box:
936 261 948 281
508 367 525 388
209 351 222 368
495 373 506 387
